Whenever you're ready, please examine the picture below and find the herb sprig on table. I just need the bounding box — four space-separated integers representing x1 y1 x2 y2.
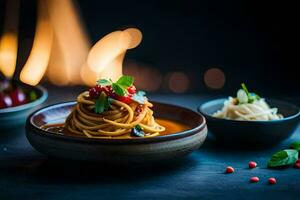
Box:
267 141 300 168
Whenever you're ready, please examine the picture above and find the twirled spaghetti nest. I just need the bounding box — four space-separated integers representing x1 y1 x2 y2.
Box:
65 91 165 138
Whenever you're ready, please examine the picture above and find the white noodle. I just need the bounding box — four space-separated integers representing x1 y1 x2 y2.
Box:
213 97 283 121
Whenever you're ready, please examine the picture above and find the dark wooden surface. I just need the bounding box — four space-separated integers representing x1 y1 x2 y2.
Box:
0 86 299 200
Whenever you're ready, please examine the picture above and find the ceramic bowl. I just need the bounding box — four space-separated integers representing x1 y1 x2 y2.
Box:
198 98 300 145
0 83 48 129
26 101 207 164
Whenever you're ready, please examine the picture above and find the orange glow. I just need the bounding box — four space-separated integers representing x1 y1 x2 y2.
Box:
167 72 190 93
0 34 18 78
85 28 142 84
46 0 90 85
0 0 20 78
2 0 142 87
20 0 53 86
204 67 225 89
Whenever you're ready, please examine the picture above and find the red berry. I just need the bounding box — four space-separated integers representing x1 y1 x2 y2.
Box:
0 94 6 108
250 177 259 183
127 86 136 94
294 163 300 168
249 161 257 169
10 89 26 106
0 94 13 108
103 85 113 96
115 95 132 104
94 85 102 92
89 87 99 99
268 177 276 184
296 159 300 164
225 166 234 173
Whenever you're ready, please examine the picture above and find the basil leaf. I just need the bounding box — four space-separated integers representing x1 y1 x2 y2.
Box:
112 83 126 96
97 79 111 86
135 124 142 130
94 92 109 114
267 149 298 168
132 90 146 104
131 125 145 137
291 141 300 150
116 75 134 87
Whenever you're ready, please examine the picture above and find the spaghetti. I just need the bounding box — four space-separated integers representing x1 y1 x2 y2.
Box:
65 76 165 138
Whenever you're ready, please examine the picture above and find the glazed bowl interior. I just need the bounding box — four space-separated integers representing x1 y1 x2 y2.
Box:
26 101 207 163
0 81 48 129
198 98 300 145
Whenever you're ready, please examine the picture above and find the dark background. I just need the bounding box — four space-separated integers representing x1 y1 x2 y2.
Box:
0 0 298 95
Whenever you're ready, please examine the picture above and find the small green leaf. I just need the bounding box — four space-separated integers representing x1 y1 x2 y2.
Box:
131 125 145 137
116 75 134 87
29 91 37 101
241 83 250 96
135 124 142 130
97 79 111 86
291 141 300 150
267 149 298 168
112 83 126 96
94 92 110 114
132 90 146 104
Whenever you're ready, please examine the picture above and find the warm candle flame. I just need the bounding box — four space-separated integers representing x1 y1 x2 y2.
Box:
20 0 53 86
0 34 18 78
46 0 90 85
0 0 19 78
2 0 141 87
83 28 142 84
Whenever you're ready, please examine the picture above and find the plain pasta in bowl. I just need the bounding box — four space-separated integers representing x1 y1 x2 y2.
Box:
213 83 283 121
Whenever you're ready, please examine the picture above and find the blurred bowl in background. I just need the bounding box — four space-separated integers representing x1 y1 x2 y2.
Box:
198 98 300 146
0 82 47 129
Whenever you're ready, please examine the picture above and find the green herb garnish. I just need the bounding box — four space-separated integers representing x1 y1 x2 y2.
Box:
29 91 37 101
112 83 126 96
237 83 260 104
291 141 300 151
131 124 145 137
97 75 134 96
268 149 298 168
116 75 134 87
94 92 110 114
96 79 111 86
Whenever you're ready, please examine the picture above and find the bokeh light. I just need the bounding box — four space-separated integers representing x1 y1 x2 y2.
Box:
204 67 225 89
124 60 162 92
167 71 190 93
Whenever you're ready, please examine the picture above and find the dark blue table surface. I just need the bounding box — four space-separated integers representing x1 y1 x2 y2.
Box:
1 86 299 200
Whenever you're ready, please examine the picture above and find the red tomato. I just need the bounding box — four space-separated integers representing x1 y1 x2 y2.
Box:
127 86 136 94
115 95 133 104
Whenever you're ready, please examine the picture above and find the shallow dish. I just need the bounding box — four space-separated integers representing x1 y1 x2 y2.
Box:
26 101 207 164
0 83 48 129
198 98 300 145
